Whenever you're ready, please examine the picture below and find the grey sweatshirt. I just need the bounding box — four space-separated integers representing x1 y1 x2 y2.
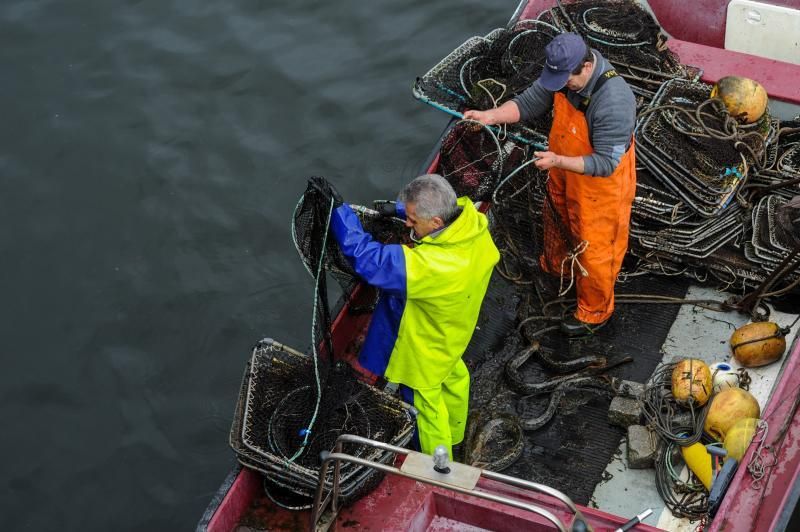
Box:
513 50 636 177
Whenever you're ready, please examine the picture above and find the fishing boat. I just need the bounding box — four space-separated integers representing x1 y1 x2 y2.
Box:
198 1 800 530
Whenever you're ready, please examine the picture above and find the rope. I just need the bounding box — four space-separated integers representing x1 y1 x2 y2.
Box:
640 363 708 446
747 420 771 488
289 196 334 463
558 240 589 296
475 78 508 140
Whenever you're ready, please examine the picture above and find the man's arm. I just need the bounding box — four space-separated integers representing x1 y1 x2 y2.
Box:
464 80 553 125
463 100 521 125
583 80 637 176
330 205 406 294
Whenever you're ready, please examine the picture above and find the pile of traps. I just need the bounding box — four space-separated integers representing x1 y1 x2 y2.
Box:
538 0 700 102
229 339 414 508
413 19 558 146
634 79 768 217
415 2 800 298
630 108 800 293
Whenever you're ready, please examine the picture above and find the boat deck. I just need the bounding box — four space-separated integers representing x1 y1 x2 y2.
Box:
592 284 800 530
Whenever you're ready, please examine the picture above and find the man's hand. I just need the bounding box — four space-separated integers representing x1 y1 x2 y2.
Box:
463 101 521 127
463 109 496 126
534 151 561 171
534 151 587 174
308 176 343 208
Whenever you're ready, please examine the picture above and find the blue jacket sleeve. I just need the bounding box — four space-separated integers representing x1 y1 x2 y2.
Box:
330 205 407 295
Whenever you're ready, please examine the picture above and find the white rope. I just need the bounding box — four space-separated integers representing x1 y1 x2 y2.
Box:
476 78 508 140
747 420 772 489
558 240 589 296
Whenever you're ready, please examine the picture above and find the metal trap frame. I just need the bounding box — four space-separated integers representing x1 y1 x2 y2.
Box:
413 22 556 147
229 338 415 506
634 79 761 217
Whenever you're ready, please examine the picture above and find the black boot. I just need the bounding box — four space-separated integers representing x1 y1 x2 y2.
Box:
560 314 608 337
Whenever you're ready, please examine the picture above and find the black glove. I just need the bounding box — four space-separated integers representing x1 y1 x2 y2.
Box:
374 200 399 218
308 176 343 208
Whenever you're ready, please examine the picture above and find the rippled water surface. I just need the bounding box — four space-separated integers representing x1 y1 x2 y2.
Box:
0 0 514 529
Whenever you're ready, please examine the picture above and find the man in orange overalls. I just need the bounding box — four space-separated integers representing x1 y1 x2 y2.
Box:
465 32 637 337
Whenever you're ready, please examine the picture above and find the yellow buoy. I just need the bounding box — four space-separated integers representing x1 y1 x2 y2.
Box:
724 418 760 461
681 442 713 491
705 388 760 441
710 76 768 124
671 359 712 407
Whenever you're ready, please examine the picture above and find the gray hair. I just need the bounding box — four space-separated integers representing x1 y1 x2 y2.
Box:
398 174 458 221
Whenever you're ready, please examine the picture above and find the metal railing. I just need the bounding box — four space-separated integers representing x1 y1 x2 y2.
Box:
309 434 593 532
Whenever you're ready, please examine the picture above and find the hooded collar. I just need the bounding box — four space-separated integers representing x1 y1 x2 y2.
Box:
418 197 487 246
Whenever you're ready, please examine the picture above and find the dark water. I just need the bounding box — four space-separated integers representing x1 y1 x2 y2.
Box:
0 0 514 529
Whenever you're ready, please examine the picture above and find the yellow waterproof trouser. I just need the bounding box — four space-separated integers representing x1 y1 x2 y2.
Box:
412 359 470 459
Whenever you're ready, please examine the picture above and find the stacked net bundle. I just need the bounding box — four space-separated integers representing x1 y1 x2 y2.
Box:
537 0 701 101
414 21 557 146
630 170 747 261
628 199 800 295
293 178 409 293
229 339 415 508
744 194 800 271
629 113 800 296
750 118 800 196
635 79 769 217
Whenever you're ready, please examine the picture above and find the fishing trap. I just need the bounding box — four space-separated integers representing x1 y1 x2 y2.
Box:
229 339 415 508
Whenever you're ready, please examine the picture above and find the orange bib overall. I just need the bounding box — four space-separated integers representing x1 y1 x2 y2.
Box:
541 92 636 324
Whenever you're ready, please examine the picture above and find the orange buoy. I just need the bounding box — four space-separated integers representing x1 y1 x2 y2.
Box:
671 359 712 407
730 321 786 367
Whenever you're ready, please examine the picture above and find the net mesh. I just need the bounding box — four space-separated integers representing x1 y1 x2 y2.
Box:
414 21 557 146
230 340 415 506
436 118 573 291
438 120 528 201
293 180 409 292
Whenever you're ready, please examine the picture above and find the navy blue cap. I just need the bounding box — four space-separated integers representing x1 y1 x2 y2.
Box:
538 33 588 91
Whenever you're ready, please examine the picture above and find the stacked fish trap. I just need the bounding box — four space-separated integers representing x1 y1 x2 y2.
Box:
539 0 700 103
744 194 800 278
630 103 800 292
229 339 415 507
413 20 557 146
630 170 746 261
634 79 767 217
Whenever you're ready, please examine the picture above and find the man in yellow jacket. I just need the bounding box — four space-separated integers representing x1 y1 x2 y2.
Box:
330 174 499 458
